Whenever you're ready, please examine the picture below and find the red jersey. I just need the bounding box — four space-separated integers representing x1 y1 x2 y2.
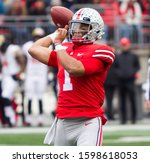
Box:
48 43 115 125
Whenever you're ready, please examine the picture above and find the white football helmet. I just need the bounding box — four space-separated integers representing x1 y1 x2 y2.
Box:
68 8 104 44
32 27 45 37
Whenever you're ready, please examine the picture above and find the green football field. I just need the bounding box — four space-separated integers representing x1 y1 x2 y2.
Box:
0 124 150 146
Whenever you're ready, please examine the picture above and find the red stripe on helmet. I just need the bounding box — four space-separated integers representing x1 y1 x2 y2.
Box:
76 8 84 20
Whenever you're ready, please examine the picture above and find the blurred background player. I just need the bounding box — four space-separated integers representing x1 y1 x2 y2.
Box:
104 44 118 120
142 58 150 117
114 37 141 124
22 27 49 126
0 35 5 126
0 34 26 127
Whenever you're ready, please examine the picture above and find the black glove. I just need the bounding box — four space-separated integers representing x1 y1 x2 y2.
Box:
12 74 20 81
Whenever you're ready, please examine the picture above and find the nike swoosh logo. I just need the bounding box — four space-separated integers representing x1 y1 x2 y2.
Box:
84 122 92 126
77 53 83 56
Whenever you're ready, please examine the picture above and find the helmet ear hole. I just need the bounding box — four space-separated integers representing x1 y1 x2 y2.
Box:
90 25 92 30
85 36 89 40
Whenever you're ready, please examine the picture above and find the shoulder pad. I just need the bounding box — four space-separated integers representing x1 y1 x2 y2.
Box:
92 44 115 64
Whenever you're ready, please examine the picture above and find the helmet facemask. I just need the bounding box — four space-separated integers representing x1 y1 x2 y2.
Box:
69 21 91 44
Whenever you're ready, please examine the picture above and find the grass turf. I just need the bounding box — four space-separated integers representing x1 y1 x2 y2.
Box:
0 130 150 146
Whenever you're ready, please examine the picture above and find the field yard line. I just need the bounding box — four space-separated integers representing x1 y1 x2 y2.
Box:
103 124 150 131
104 136 150 143
0 124 150 134
118 136 150 142
0 127 48 134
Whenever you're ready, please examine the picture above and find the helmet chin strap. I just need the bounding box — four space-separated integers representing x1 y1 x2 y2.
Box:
71 37 84 45
72 36 82 41
72 37 93 45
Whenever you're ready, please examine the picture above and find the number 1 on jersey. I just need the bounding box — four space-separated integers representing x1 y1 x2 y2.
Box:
63 70 73 91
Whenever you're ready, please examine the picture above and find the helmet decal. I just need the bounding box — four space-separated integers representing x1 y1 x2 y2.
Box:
76 8 85 20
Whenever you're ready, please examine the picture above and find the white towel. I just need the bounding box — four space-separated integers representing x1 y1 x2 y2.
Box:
43 118 57 145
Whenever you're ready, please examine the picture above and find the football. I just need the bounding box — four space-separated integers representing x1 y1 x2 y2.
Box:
50 6 74 28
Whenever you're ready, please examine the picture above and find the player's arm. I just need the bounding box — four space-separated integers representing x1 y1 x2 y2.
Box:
29 26 84 76
16 54 26 74
54 27 85 76
57 50 85 76
12 47 26 81
28 36 54 65
143 59 150 109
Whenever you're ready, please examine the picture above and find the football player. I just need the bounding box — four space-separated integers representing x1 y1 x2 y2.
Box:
22 27 49 126
1 35 26 127
28 8 115 146
143 58 150 113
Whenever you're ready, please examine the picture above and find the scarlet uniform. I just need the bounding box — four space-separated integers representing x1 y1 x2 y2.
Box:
48 42 115 124
30 7 116 146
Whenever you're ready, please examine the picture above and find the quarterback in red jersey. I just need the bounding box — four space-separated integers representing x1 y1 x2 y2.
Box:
29 8 115 146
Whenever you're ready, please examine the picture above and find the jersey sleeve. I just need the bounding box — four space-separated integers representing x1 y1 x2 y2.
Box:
92 45 115 65
81 58 105 75
48 51 58 67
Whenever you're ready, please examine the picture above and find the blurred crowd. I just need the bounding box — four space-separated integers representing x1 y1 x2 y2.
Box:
0 0 149 16
0 0 149 44
0 0 150 128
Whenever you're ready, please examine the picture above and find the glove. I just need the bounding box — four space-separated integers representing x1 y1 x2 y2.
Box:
12 73 21 81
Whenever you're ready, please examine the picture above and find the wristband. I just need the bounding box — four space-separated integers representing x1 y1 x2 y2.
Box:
55 43 67 51
47 32 57 43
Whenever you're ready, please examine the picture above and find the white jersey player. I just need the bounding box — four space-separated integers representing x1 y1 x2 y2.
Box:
143 58 150 111
1 40 26 127
22 28 49 126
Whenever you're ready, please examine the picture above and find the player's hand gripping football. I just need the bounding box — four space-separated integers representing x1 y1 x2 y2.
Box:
54 25 68 43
